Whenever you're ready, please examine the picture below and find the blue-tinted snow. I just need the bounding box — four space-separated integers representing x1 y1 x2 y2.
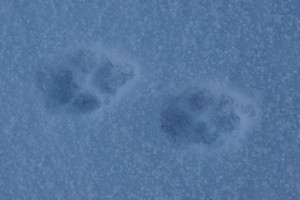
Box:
0 1 299 199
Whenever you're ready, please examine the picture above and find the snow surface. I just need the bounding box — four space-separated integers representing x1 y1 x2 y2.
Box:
0 1 299 199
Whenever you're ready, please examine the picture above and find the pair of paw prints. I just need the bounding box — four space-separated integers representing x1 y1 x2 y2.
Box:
160 88 257 146
37 48 259 147
37 49 135 113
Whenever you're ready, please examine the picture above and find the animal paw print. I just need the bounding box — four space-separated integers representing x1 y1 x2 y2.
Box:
160 88 248 146
37 48 136 114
